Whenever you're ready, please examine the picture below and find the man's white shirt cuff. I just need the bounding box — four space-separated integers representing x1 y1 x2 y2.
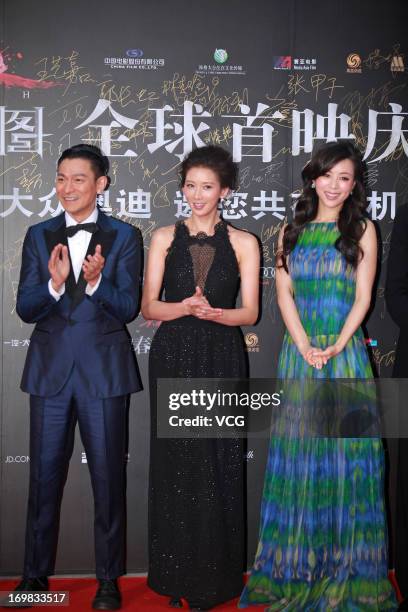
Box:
85 275 102 296
48 275 101 299
48 279 65 300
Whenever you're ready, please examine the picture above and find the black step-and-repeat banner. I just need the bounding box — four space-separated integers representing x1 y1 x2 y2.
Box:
1 0 407 574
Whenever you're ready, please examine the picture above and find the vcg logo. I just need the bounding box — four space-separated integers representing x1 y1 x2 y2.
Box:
126 49 143 58
5 456 30 463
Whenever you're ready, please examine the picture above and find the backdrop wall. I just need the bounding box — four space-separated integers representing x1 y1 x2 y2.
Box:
1 0 407 574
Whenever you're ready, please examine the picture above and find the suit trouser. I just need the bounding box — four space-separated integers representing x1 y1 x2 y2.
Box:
23 366 128 579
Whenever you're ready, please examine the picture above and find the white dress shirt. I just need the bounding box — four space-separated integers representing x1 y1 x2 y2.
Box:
49 208 102 300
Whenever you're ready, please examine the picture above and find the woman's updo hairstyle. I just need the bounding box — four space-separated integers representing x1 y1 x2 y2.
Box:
57 144 111 190
179 145 238 190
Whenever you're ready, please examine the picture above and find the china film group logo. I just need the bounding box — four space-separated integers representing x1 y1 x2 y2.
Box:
104 49 165 70
346 53 362 74
126 49 144 58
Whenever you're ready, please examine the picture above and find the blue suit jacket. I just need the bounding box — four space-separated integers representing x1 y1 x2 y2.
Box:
16 209 142 398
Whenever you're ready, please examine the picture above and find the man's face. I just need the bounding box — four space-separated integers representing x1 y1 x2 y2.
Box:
56 157 106 222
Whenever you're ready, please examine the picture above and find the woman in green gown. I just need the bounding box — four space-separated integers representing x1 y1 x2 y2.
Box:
240 142 397 610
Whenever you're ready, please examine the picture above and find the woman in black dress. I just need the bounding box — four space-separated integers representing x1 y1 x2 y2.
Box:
141 145 259 610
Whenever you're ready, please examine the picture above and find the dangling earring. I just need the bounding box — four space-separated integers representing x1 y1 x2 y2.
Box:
220 196 231 209
311 180 316 188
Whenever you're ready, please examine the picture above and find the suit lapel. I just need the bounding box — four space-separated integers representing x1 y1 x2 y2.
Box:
43 214 76 297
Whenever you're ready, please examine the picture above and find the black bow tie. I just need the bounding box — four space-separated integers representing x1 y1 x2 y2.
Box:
65 222 98 238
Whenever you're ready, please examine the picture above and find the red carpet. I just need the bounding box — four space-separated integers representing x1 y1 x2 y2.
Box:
0 577 256 611
0 574 400 610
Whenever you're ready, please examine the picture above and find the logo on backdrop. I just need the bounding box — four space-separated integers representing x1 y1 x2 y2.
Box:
273 56 292 70
260 266 275 285
245 450 254 461
273 56 317 71
5 456 30 463
245 332 260 353
293 57 317 71
346 53 362 74
214 49 228 64
390 55 404 73
196 49 246 76
104 50 165 70
126 49 144 58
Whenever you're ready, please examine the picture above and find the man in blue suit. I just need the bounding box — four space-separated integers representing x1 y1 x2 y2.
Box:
12 144 142 610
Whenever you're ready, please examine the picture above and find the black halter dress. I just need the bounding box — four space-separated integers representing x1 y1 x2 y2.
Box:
148 220 247 608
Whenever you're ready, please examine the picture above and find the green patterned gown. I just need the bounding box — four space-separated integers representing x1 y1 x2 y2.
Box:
239 222 397 610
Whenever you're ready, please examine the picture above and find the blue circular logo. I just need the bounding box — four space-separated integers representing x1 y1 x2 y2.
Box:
126 49 144 58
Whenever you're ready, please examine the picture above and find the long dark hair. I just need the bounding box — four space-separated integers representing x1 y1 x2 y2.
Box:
280 141 367 271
